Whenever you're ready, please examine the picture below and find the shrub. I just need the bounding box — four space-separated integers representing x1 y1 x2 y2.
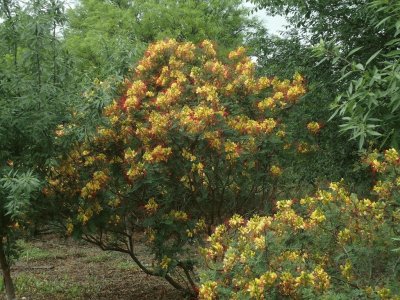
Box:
47 39 306 294
199 148 400 299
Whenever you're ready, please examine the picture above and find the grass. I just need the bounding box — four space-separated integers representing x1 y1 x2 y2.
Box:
17 240 67 262
116 259 140 271
15 273 96 299
1 273 94 299
0 237 184 300
83 251 114 263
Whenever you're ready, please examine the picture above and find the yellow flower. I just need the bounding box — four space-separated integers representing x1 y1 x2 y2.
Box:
228 46 246 60
307 121 321 134
170 210 188 222
200 40 216 57
66 221 74 235
279 272 296 296
126 162 146 180
295 271 315 287
145 198 159 214
124 148 138 162
310 208 326 223
270 165 282 177
376 287 392 299
338 228 351 245
311 266 330 291
340 261 353 281
276 200 293 210
160 255 171 270
143 145 172 163
254 236 266 250
224 140 240 160
229 214 245 228
384 148 399 164
276 130 286 138
199 281 218 300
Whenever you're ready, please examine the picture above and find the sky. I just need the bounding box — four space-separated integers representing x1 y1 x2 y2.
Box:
243 1 288 36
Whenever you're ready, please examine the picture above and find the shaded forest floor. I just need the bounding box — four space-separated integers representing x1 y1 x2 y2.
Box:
0 236 185 300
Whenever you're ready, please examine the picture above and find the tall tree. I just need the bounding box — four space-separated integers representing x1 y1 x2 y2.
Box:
64 0 260 79
250 0 400 148
0 1 75 298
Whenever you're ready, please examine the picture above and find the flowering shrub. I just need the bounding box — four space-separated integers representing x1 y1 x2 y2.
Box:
199 148 400 299
47 39 305 294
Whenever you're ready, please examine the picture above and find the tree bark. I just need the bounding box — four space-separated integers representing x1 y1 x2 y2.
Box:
0 237 16 300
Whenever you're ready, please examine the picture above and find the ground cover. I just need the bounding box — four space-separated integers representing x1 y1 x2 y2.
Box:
0 235 184 300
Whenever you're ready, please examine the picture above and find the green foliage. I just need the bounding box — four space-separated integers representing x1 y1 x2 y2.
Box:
65 0 259 79
251 0 400 150
0 170 41 221
199 149 400 299
250 0 391 56
325 1 400 149
0 1 79 297
248 29 367 196
64 0 144 79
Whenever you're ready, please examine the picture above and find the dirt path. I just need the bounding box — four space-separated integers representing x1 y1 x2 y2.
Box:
0 237 185 300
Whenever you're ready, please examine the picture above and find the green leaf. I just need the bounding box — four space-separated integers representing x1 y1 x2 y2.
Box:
385 50 400 57
375 16 391 28
365 50 382 66
346 47 363 58
355 63 364 71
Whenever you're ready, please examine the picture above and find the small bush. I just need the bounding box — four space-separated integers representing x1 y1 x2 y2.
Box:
199 148 400 299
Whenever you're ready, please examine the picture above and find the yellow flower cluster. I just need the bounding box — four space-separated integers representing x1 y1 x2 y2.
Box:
199 281 218 300
142 145 172 163
384 148 399 164
160 255 171 270
126 162 146 180
307 121 321 134
86 39 306 183
247 272 277 299
155 82 182 108
196 84 219 104
228 116 277 135
204 60 228 79
169 210 188 222
124 148 138 163
175 42 196 61
148 111 171 137
228 46 246 60
200 40 217 57
270 165 282 177
80 170 109 199
224 140 240 160
145 198 159 214
257 74 305 112
200 157 400 299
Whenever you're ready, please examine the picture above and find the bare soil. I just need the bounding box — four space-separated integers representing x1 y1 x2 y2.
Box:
0 236 186 300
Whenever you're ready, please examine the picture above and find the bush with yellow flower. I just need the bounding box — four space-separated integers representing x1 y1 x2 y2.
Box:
199 148 400 299
47 39 306 295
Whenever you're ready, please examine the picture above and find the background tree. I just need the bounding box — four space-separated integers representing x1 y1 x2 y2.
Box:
324 0 400 148
64 0 259 80
0 1 75 298
246 32 367 195
250 0 400 149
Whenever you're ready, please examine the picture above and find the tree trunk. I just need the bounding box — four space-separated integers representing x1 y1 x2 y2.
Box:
0 237 16 300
